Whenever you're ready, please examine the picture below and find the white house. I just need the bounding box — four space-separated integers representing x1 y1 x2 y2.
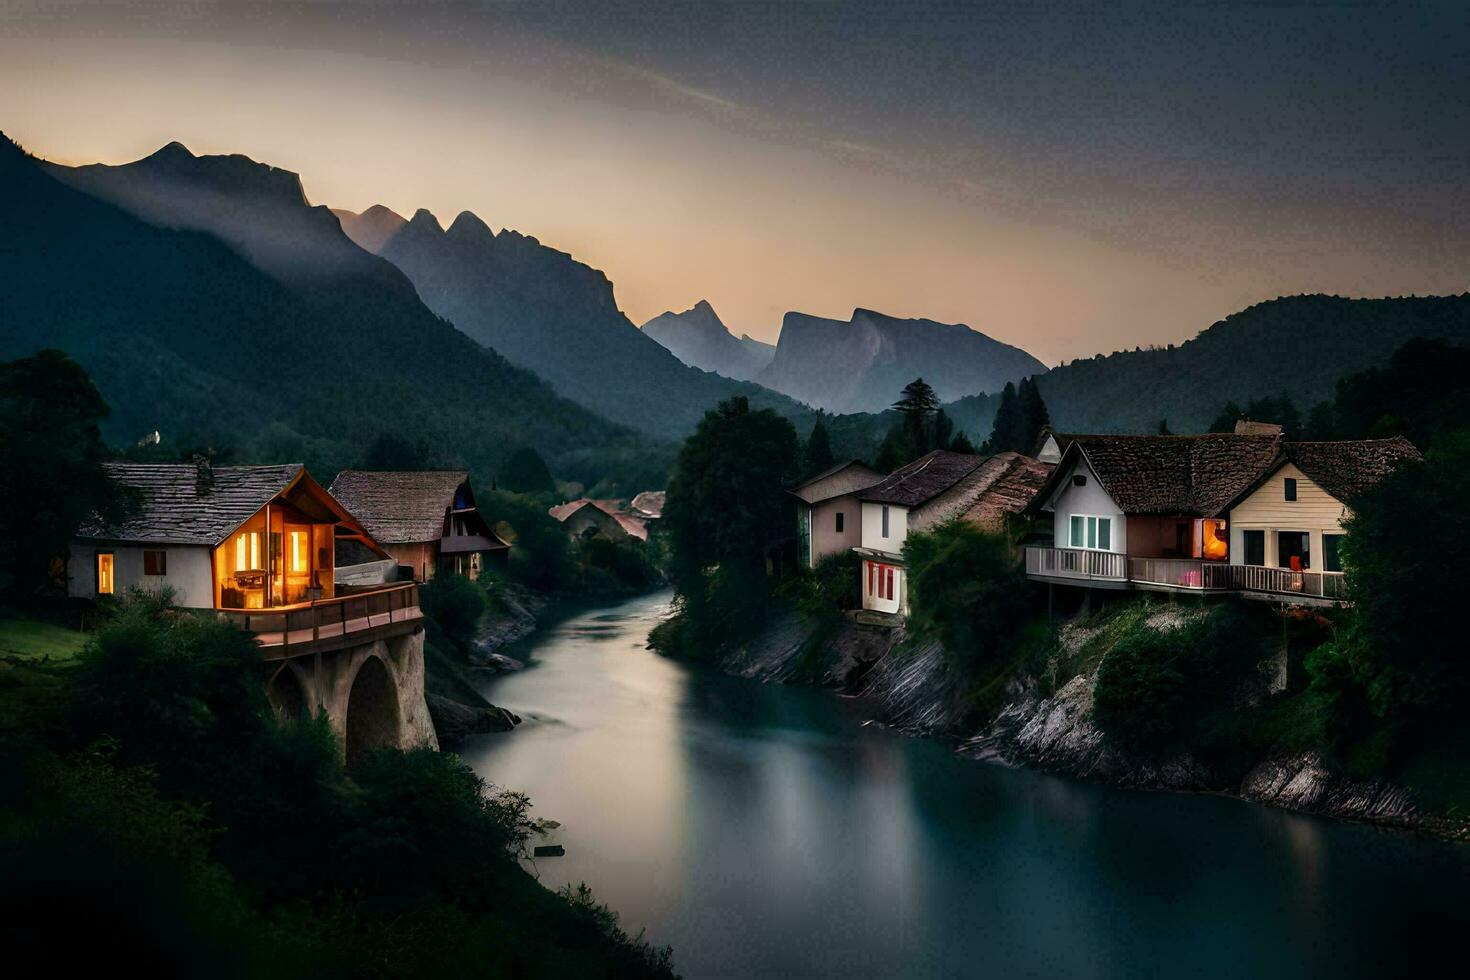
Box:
855 450 1052 616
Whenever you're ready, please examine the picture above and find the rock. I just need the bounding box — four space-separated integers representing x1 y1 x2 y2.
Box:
1240 751 1419 826
473 653 525 675
425 692 521 746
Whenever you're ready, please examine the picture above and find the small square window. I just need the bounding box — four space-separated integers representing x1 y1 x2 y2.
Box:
143 550 167 576
1072 474 1087 487
1284 478 1297 502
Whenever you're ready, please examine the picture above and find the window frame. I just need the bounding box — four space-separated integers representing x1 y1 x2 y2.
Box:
1067 513 1114 552
1323 533 1344 573
143 549 167 576
881 505 890 538
95 550 115 595
1284 477 1298 502
834 511 844 534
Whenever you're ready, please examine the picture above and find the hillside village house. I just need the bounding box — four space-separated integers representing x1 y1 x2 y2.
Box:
791 460 883 568
856 450 1052 615
630 491 666 527
549 498 650 542
1024 432 1419 604
328 471 509 582
70 460 391 610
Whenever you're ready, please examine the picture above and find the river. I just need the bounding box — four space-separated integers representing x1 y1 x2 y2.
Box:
460 590 1470 979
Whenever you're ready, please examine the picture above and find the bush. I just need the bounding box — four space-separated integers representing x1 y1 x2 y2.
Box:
1093 601 1272 749
903 521 1031 672
580 537 658 592
420 573 488 654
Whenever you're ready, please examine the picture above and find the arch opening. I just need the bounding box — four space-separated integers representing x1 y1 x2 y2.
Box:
268 666 308 722
345 654 400 762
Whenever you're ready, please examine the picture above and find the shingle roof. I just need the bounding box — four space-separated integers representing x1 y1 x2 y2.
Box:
630 490 665 519
789 459 883 504
327 470 467 544
957 453 1055 530
860 451 988 507
548 499 648 540
1036 434 1283 516
1278 437 1421 505
81 462 303 545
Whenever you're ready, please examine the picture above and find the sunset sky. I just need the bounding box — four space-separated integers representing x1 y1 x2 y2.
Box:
3 1 1466 365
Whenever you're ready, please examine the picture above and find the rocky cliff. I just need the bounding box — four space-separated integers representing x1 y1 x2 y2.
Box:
756 308 1047 414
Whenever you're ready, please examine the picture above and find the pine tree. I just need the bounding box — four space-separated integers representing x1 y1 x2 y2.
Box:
984 382 1020 453
803 417 835 477
1016 377 1051 452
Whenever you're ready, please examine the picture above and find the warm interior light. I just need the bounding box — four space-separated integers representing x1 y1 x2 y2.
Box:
1201 520 1228 560
235 531 260 571
289 531 308 573
97 553 114 595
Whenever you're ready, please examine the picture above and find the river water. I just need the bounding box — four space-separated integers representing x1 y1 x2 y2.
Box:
461 590 1470 979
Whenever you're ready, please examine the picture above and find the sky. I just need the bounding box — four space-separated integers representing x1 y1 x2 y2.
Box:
2 0 1466 365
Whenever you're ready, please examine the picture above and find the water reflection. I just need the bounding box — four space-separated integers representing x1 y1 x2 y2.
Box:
461 590 1470 979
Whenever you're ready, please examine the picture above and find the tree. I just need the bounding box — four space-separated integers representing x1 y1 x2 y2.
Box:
982 382 1021 454
803 417 835 478
1208 401 1245 433
876 378 960 470
1157 418 1172 435
661 397 799 648
983 377 1050 454
359 432 430 471
0 350 127 599
948 430 978 454
499 446 555 495
902 521 1030 673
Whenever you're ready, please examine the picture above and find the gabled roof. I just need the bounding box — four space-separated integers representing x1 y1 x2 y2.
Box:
81 462 305 545
548 499 648 541
328 470 471 544
955 452 1055 529
789 459 883 504
860 451 987 507
1029 434 1283 517
1221 437 1421 511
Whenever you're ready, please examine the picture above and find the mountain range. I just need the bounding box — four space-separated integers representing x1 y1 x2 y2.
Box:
334 204 807 439
945 293 1470 439
639 300 776 382
1 134 646 489
753 308 1047 415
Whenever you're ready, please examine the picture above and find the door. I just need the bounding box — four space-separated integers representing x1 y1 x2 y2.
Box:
1242 530 1265 566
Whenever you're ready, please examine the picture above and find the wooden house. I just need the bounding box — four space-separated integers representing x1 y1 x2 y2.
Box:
328 471 509 582
69 459 385 610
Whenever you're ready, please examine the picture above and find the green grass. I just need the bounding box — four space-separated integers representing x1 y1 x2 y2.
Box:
0 617 87 663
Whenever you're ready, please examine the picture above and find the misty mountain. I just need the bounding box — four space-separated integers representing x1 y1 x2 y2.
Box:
352 206 810 438
333 204 408 255
753 308 1046 415
945 294 1470 439
1 135 646 486
639 300 775 382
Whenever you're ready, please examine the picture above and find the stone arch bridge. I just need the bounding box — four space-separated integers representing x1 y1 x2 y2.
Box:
226 583 438 759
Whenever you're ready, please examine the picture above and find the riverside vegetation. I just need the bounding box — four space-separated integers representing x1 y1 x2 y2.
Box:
652 344 1470 835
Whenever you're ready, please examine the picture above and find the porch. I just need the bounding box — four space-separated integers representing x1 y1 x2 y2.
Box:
1024 548 1347 603
216 581 422 659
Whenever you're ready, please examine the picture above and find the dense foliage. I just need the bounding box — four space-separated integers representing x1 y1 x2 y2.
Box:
1306 338 1470 447
903 521 1032 672
657 396 799 655
874 378 972 470
421 573 489 655
0 594 677 978
0 350 130 600
1092 602 1271 749
983 377 1050 454
801 417 836 478
498 447 556 495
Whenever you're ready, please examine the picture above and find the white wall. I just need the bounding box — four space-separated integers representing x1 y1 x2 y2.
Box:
67 542 214 608
1047 456 1127 553
860 501 908 555
1228 462 1349 569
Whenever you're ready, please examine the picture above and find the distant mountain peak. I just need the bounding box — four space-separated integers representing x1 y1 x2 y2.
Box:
447 210 494 241
148 140 196 161
640 301 775 382
408 208 444 233
693 298 716 314
334 204 408 254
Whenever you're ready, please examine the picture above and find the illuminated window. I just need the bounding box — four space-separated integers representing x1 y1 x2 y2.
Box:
289 531 308 573
235 531 261 570
1069 515 1112 551
96 553 114 595
1196 520 1228 560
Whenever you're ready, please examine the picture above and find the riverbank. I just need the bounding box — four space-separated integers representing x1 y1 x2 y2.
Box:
673 598 1470 841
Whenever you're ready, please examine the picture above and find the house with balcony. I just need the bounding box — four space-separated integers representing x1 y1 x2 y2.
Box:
328 470 509 582
1023 433 1418 605
856 450 1052 615
791 459 883 568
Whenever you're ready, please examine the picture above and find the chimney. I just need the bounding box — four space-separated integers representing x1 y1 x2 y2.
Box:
193 453 214 493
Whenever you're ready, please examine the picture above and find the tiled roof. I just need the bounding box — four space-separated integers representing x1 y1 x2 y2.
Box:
548 499 648 541
81 462 303 545
1041 434 1282 516
328 470 467 543
956 453 1055 530
860 451 987 507
1280 437 1421 505
1234 419 1284 436
790 459 883 504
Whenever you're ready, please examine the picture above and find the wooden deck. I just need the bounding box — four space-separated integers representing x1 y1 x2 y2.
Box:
1025 547 1347 604
217 582 422 659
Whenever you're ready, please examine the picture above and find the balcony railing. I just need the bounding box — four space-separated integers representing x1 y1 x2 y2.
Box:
1025 546 1128 581
217 581 421 655
1026 548 1348 601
